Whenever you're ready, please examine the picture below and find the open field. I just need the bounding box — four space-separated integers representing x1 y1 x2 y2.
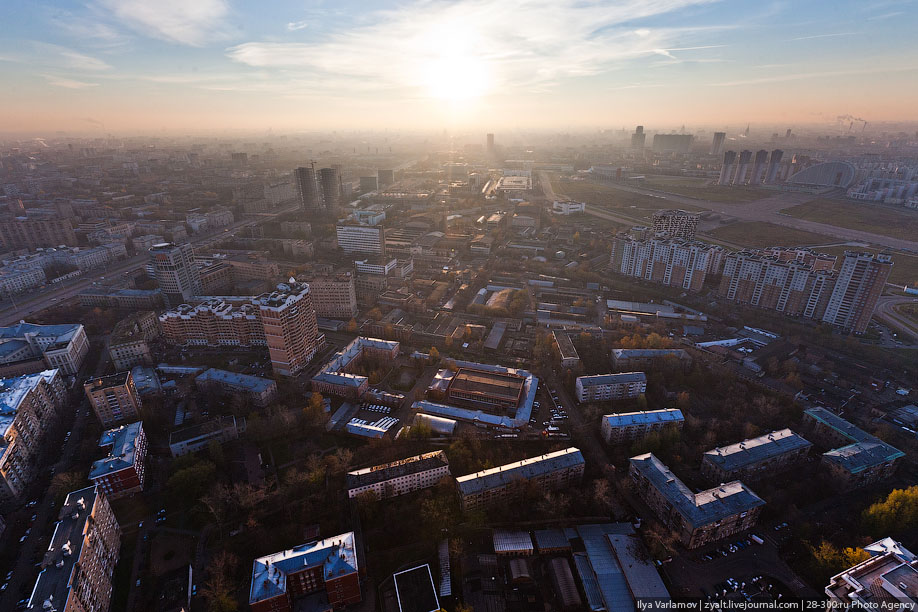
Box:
705 221 839 249
553 178 707 221
641 175 769 203
894 303 918 335
780 198 918 243
818 245 918 287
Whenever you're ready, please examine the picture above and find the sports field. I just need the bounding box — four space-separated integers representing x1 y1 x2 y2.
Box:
780 199 918 242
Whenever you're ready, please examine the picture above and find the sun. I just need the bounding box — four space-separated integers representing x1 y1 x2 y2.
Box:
419 24 492 101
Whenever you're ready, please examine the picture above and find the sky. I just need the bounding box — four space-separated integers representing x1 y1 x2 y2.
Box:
1 0 917 134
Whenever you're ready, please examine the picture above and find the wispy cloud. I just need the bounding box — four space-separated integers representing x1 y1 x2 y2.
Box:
227 0 721 96
287 20 309 31
790 32 855 41
43 75 100 89
47 9 129 49
711 65 918 87
59 50 112 71
96 0 230 46
867 11 904 20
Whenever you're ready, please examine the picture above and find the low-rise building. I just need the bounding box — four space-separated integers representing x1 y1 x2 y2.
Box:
169 415 245 457
27 486 121 612
85 371 142 427
89 422 147 499
0 322 89 376
346 451 450 500
802 407 904 488
78 287 165 310
611 348 691 370
456 448 585 512
249 532 361 611
312 337 399 399
575 372 647 403
195 368 278 408
629 453 765 548
601 409 684 444
701 429 812 482
825 537 917 605
109 312 160 370
553 331 581 369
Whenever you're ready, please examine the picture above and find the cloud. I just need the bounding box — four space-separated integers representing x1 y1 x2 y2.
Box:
226 0 720 96
710 65 918 87
59 50 112 71
43 75 100 89
790 32 855 41
287 20 309 31
96 0 229 46
48 9 129 49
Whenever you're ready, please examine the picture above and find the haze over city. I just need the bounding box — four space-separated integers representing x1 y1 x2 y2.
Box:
3 0 918 133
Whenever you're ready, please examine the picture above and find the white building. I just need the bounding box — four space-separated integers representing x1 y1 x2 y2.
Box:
601 408 684 444
552 200 585 215
575 372 647 403
0 322 90 375
0 266 45 296
149 242 202 307
346 451 450 499
337 224 386 255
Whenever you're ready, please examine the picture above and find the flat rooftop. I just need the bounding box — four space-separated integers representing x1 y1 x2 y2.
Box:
195 368 275 393
578 372 647 387
346 451 448 490
89 422 144 480
448 367 525 402
703 429 812 472
84 371 131 393
456 447 584 497
392 565 440 612
604 408 684 429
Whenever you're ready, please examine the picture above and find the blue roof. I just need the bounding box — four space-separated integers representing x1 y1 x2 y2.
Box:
249 533 357 604
195 368 276 393
804 407 904 473
604 409 683 428
578 372 647 387
89 422 144 479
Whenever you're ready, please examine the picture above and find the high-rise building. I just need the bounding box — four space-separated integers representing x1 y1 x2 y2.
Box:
651 209 699 239
822 252 893 333
253 281 323 376
748 149 769 185
733 149 753 185
336 224 386 255
610 235 721 292
28 486 121 612
711 132 726 156
293 165 321 211
359 176 379 192
84 371 142 427
486 132 495 152
765 149 784 184
718 150 737 185
377 168 395 187
149 242 201 307
159 300 266 348
630 126 646 149
652 133 693 153
0 369 66 505
319 167 343 210
308 273 358 319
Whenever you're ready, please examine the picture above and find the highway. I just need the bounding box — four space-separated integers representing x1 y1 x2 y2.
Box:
0 207 297 327
873 294 918 347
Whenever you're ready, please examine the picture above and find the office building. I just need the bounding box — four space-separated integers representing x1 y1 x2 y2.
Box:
802 407 904 488
195 368 277 408
711 132 726 156
456 448 585 512
826 538 917 605
822 252 892 333
733 150 753 185
610 235 719 292
651 209 699 239
27 486 121 612
748 149 769 185
249 532 361 611
630 126 645 149
294 165 321 211
346 451 450 499
336 224 386 255
575 372 647 403
629 453 765 548
89 422 148 499
159 300 266 348
718 151 737 185
84 371 142 427
309 273 358 319
0 216 77 250
0 369 65 505
169 415 244 457
601 409 684 444
0 322 90 376
611 348 690 370
377 168 395 187
652 133 693 153
254 281 323 376
312 337 399 399
359 176 378 192
701 429 812 482
149 242 202 307
319 167 343 209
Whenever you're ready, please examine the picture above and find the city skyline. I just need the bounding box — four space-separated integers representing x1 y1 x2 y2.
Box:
2 0 918 133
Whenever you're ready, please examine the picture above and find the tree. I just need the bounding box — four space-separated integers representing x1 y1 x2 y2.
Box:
50 471 87 505
346 318 358 333
429 346 440 362
862 486 918 535
201 550 240 612
809 541 870 582
167 460 217 505
368 307 383 321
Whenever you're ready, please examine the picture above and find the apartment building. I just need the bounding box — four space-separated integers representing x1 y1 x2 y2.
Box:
601 409 684 444
629 453 765 548
701 429 812 482
0 369 65 505
78 287 164 310
346 451 450 500
652 209 699 239
312 337 400 399
195 368 277 408
610 235 720 292
309 273 358 319
826 538 917 605
822 252 893 334
249 532 361 612
150 242 202 307
456 448 585 512
0 216 77 250
575 372 647 403
109 312 160 370
28 486 121 612
84 371 142 427
760 247 837 271
254 281 324 376
802 407 904 488
89 422 147 499
0 322 89 376
337 224 386 255
0 266 45 296
159 300 265 348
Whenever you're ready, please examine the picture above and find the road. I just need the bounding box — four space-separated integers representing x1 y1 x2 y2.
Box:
0 207 297 327
873 294 918 346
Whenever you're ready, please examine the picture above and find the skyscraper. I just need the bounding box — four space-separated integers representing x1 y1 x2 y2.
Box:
748 149 769 185
718 151 737 185
253 281 323 376
319 167 343 210
486 133 495 152
822 252 893 333
631 125 646 149
711 132 726 156
294 165 321 211
149 242 201 306
733 150 753 185
765 149 784 184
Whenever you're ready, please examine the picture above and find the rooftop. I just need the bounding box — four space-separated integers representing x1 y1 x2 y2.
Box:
0 369 59 439
703 429 812 472
455 447 584 496
169 415 240 445
630 453 765 529
612 348 688 359
578 372 647 387
249 532 357 604
448 367 525 402
392 565 440 612
804 408 905 473
84 371 132 393
604 408 684 429
827 537 917 603
89 422 144 480
493 530 534 554
195 368 276 394
346 451 448 490
313 337 399 389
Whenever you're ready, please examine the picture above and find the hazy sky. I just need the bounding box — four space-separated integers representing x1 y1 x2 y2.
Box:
2 0 917 134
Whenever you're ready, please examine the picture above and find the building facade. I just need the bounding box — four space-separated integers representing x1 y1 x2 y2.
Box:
822 252 892 333
89 422 148 499
701 429 812 482
0 216 77 250
149 242 202 306
651 209 699 240
159 300 266 348
601 409 684 444
336 224 386 255
84 371 142 427
575 372 647 403
254 282 323 376
0 322 89 375
309 274 358 319
610 235 720 292
346 451 450 500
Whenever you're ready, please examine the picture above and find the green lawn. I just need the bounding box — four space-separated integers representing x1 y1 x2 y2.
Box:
553 178 708 222
781 199 918 243
818 245 918 287
705 221 838 249
641 175 769 203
